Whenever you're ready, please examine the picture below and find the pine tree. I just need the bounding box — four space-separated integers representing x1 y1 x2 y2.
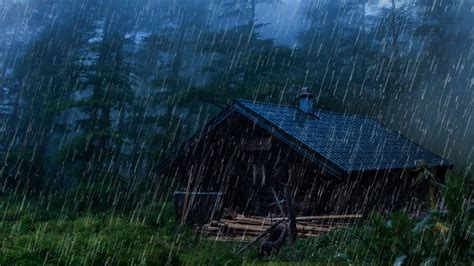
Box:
142 0 212 91
57 0 135 179
415 0 471 77
3 0 92 191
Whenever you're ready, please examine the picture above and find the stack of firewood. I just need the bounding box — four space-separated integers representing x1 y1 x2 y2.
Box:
200 210 362 241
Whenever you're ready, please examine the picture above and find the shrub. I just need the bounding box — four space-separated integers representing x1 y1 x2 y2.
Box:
347 173 473 265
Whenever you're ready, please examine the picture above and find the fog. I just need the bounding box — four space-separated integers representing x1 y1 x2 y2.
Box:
257 0 473 173
0 0 472 180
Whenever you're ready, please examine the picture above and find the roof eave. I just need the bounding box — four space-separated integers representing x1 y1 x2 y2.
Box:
347 163 455 175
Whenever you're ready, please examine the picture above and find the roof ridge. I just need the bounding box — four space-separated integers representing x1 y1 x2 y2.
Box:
234 98 374 120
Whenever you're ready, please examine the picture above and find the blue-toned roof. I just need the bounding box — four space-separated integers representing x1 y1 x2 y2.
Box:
235 100 451 172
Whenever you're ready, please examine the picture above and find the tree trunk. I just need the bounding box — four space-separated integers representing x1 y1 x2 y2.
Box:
170 24 186 90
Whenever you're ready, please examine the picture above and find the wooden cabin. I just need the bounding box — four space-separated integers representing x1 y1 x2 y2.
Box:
157 90 452 221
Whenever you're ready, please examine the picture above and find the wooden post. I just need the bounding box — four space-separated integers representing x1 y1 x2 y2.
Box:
181 166 194 224
284 185 297 243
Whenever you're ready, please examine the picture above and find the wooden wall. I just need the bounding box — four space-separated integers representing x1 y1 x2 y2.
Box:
163 112 448 216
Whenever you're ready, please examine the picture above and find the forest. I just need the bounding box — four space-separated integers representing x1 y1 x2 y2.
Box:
0 0 472 264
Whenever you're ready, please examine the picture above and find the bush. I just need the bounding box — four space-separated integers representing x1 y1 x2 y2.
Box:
344 173 473 265
264 173 473 265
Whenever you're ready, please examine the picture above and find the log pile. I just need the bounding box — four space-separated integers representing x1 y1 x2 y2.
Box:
200 210 362 241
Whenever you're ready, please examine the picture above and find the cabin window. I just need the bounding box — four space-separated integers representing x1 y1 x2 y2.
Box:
241 138 272 151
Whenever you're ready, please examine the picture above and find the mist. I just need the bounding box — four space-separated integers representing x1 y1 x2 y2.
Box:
256 0 473 173
0 0 472 187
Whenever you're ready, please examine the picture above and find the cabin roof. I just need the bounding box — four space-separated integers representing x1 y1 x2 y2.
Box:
157 99 452 175
234 100 451 172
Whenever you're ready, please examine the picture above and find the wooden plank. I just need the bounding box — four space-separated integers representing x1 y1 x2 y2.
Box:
232 217 272 226
220 223 268 232
264 214 362 221
296 224 331 232
207 236 255 242
220 219 272 226
200 212 358 242
200 226 220 232
208 223 333 234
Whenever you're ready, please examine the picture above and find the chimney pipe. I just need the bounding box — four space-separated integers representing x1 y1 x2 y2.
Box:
298 87 314 114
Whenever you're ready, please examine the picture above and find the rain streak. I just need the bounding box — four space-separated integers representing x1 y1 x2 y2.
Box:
0 0 472 264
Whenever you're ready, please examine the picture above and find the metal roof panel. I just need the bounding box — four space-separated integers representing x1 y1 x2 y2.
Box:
235 99 451 172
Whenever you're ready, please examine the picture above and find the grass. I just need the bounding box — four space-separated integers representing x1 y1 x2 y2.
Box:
0 173 472 265
0 203 179 265
0 198 246 265
1 198 472 265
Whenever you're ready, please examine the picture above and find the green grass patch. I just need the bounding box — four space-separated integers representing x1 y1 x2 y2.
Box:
0 173 472 265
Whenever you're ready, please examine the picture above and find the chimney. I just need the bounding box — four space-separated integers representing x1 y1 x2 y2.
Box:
298 87 314 114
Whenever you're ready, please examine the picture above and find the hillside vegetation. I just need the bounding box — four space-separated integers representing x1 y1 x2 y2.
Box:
1 173 471 265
